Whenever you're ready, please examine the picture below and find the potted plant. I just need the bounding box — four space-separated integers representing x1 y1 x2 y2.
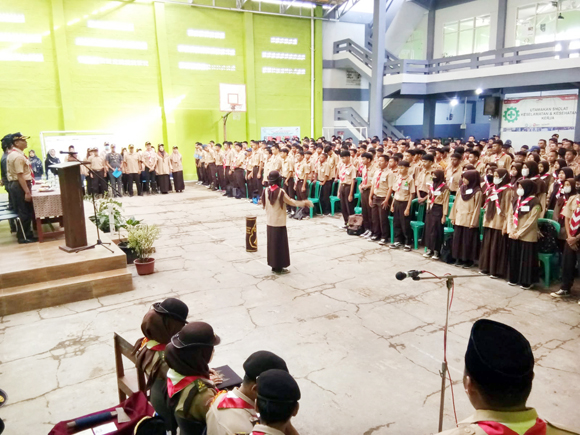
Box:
127 224 160 275
116 218 142 264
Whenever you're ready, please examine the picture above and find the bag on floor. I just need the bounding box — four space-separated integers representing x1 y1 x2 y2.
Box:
347 214 364 236
440 235 455 264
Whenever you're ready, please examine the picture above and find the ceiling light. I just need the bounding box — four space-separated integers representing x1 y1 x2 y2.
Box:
262 67 306 75
555 43 562 51
75 37 148 50
0 32 42 43
78 56 148 66
262 51 305 60
0 13 25 23
187 29 225 39
87 20 135 32
450 98 459 107
179 62 235 71
178 45 235 55
0 52 44 62
271 37 298 45
475 88 483 95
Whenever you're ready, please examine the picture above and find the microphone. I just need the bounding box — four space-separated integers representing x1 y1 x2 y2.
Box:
395 270 424 281
59 151 78 154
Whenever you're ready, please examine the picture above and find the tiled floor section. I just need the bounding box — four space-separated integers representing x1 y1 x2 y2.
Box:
0 184 579 434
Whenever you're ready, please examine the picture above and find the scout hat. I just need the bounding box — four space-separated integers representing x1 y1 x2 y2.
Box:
170 321 220 349
244 351 288 381
257 369 301 402
268 171 281 184
152 298 188 323
12 132 29 142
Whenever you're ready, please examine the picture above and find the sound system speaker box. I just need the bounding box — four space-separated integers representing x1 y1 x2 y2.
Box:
484 96 500 117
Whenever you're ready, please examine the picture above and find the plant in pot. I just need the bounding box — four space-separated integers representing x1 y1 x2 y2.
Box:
127 224 160 275
117 217 142 264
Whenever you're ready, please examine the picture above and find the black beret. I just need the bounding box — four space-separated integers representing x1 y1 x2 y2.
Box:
135 416 166 435
465 319 534 389
153 298 188 323
243 351 288 381
257 369 301 402
170 321 220 348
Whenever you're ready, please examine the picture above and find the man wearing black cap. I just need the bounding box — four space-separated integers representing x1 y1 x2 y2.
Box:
1 134 16 233
437 319 578 435
251 369 301 435
206 351 289 435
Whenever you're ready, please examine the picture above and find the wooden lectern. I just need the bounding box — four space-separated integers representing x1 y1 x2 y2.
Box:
52 162 89 252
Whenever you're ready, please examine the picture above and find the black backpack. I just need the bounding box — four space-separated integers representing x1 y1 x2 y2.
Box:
538 221 559 254
440 234 455 264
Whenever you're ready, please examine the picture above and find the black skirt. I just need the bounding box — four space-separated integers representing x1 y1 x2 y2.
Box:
424 204 444 252
173 171 185 191
479 228 509 277
157 174 171 193
267 225 290 270
508 240 539 286
452 225 480 262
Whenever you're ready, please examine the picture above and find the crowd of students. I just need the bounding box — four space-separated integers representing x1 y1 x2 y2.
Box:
195 135 580 299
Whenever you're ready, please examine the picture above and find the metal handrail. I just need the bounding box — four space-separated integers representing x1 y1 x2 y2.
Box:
334 107 404 139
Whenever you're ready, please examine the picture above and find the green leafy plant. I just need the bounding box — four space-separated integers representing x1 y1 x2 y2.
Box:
127 224 160 262
88 198 141 233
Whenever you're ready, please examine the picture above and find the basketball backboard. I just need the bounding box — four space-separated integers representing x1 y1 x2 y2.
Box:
220 83 247 112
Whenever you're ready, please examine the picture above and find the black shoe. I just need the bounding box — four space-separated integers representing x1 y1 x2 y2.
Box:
18 239 35 244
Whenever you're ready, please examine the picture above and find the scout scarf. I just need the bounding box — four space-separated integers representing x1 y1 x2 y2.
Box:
216 391 255 410
478 418 546 435
141 338 166 351
513 195 535 227
375 170 383 190
166 369 203 398
484 184 511 218
570 197 580 236
429 182 446 205
339 163 350 183
493 152 506 163
362 165 368 186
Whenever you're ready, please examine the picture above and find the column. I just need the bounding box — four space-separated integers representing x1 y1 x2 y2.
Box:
496 0 507 51
422 98 436 138
243 13 258 141
369 0 387 137
426 8 435 60
574 96 580 142
313 6 324 138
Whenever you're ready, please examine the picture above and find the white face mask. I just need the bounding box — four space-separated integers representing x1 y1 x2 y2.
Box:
517 188 525 197
563 186 572 194
521 168 530 177
493 176 503 185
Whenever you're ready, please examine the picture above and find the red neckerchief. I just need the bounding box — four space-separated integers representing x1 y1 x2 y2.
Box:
555 182 564 199
513 195 534 227
339 163 350 182
140 338 166 351
540 173 549 180
269 184 279 192
529 175 540 181
167 375 203 398
478 418 546 435
375 170 383 190
484 180 493 196
216 391 255 410
394 174 403 192
429 182 445 204
494 152 505 163
570 197 580 236
484 184 511 214
362 165 368 185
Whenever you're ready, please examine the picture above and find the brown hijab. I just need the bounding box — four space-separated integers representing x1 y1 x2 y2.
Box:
513 179 540 218
485 168 510 221
460 170 481 201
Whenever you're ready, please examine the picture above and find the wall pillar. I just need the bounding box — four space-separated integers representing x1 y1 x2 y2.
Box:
426 8 435 60
422 98 436 138
496 0 507 50
489 93 503 138
243 13 258 141
313 6 324 138
575 96 580 142
369 0 386 137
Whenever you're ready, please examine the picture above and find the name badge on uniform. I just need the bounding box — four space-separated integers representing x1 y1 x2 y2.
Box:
346 169 351 175
521 206 530 212
466 189 473 194
434 191 441 197
489 194 498 201
381 175 387 182
403 185 409 190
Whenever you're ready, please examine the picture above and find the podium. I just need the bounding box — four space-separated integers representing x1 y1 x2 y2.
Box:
51 162 89 252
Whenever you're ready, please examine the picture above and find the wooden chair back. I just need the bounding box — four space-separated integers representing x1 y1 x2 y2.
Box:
113 333 147 403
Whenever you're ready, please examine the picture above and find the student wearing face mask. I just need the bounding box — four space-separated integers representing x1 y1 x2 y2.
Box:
548 167 574 210
482 163 497 199
423 170 450 260
449 170 483 268
479 169 513 279
509 163 523 187
552 177 576 243
507 180 542 289
521 161 548 217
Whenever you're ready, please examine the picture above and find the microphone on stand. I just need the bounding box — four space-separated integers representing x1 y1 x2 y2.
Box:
59 151 78 154
395 270 424 281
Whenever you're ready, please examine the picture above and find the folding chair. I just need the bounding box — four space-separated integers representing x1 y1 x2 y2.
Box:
0 211 26 240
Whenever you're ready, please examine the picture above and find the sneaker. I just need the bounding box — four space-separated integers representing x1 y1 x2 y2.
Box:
404 245 412 251
479 271 489 275
454 261 464 267
423 250 433 258
490 275 499 279
508 282 518 286
389 243 401 249
551 289 571 298
520 284 533 290
379 239 388 246
323 213 330 217
462 261 474 269
370 235 379 241
431 252 440 260
341 224 348 230
364 232 372 239
359 230 369 238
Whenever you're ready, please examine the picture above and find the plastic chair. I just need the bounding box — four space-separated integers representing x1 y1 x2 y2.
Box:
546 209 554 220
329 180 341 216
444 200 455 240
537 218 561 287
410 198 426 249
354 190 362 215
308 181 323 218
353 177 362 202
479 207 485 241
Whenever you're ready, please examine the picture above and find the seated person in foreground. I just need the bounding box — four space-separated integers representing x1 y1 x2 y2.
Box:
436 319 579 435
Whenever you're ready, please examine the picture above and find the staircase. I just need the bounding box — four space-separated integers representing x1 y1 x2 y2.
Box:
335 107 405 139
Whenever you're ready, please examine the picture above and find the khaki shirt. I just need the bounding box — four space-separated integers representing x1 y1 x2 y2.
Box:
561 194 580 220
317 160 331 181
428 186 450 212
250 424 285 435
205 388 257 435
265 189 308 227
490 152 513 169
507 200 542 242
295 159 309 181
482 188 514 231
446 165 463 192
415 167 434 194
215 150 224 166
270 154 283 173
124 151 141 174
224 149 233 167
437 408 579 435
473 160 486 178
328 153 339 179
171 152 183 172
205 149 216 164
233 151 245 169
155 153 171 175
6 148 32 181
372 168 390 198
450 191 483 228
142 150 158 169
88 155 106 171
393 173 415 202
281 156 294 179
338 162 355 185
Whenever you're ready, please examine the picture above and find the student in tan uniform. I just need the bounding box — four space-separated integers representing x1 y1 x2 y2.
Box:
445 153 463 194
450 170 483 268
214 144 225 192
165 322 221 435
369 155 392 244
170 146 185 193
337 150 356 228
247 142 262 200
281 148 296 215
134 298 189 434
262 171 312 274
423 169 449 259
142 142 159 194
155 144 172 194
468 150 486 178
390 160 415 251
231 143 246 199
205 144 218 190
206 351 289 435
416 154 435 203
489 139 513 169
88 147 108 196
223 142 233 197
293 151 310 220
358 152 374 238
125 144 143 196
507 179 541 289
317 152 332 216
325 145 339 181
436 319 580 435
479 169 513 279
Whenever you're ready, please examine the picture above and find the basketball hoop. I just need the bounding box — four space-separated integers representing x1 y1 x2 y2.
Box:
229 103 241 112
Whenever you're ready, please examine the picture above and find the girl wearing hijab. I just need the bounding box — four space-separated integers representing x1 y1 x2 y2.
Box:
538 160 553 189
171 146 185 193
134 298 189 434
522 161 548 216
165 321 220 435
507 179 542 289
482 163 497 198
423 169 449 260
552 158 567 179
262 171 313 274
548 167 574 210
509 162 523 186
479 169 513 279
155 144 172 194
552 176 575 243
449 170 483 268
44 149 60 177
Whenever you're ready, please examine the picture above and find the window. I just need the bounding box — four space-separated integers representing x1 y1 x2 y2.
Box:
516 1 580 46
442 15 490 57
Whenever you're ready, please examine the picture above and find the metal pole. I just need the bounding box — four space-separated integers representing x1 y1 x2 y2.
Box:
310 8 314 138
438 277 453 432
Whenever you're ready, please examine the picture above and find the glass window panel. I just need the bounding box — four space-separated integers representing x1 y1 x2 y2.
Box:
536 2 557 14
475 15 490 27
444 21 458 34
460 18 474 31
557 10 580 39
535 12 557 42
458 29 474 54
560 0 580 10
443 31 458 56
518 4 537 20
474 25 490 52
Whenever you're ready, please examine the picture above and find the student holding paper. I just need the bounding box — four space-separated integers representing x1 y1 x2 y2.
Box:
106 144 123 197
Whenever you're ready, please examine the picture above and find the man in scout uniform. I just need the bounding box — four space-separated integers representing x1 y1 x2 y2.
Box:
416 154 435 204
231 143 246 199
250 369 301 435
489 140 513 169
369 154 392 244
337 150 356 228
293 151 310 219
206 351 289 435
317 152 332 216
390 160 415 251
124 144 143 196
358 152 375 238
281 148 296 215
6 133 36 243
445 153 463 195
436 319 579 435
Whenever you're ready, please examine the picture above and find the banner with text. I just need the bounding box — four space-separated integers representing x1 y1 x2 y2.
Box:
261 126 300 142
501 94 577 147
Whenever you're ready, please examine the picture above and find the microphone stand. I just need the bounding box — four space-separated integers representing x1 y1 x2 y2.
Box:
58 153 122 254
408 272 483 432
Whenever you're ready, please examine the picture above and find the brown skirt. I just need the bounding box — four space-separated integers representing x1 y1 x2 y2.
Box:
424 204 444 252
452 225 480 262
479 228 509 277
267 225 290 270
508 240 539 286
172 171 185 191
157 174 171 193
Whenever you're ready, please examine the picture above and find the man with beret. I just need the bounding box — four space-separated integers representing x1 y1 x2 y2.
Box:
436 319 578 435
251 369 300 435
206 351 289 435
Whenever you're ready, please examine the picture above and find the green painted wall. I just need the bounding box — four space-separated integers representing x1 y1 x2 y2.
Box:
0 0 322 182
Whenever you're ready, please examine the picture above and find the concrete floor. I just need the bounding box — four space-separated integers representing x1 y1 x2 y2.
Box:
1 183 579 435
